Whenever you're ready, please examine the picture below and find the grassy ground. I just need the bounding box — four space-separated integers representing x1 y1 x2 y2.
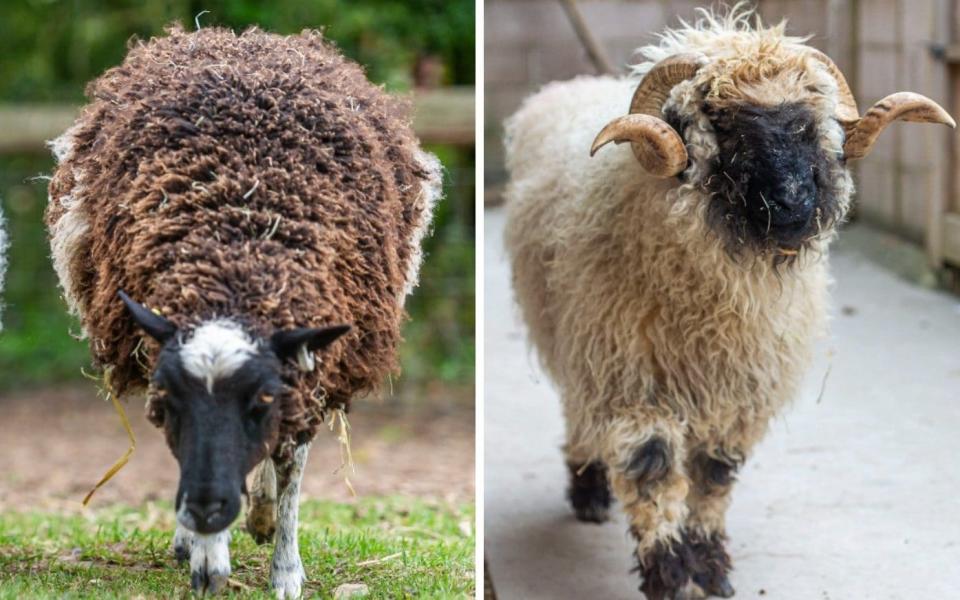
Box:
0 496 474 599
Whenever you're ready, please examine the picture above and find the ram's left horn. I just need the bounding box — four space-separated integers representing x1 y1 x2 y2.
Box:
844 92 956 160
590 114 688 178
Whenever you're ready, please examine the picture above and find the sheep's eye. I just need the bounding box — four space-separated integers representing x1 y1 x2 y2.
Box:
153 386 175 407
245 393 275 420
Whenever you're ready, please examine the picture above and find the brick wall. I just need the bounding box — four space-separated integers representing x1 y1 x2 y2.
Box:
484 0 954 247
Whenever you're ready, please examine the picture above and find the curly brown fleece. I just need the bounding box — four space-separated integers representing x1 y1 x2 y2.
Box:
46 24 440 461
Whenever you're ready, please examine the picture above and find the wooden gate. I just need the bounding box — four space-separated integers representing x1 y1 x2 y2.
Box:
945 0 960 267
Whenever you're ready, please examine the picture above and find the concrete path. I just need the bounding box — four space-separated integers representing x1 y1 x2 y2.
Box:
484 207 960 600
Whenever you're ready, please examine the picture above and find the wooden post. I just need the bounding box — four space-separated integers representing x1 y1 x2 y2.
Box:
559 0 615 75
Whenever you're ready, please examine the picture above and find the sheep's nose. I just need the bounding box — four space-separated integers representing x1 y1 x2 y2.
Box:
768 179 816 227
186 498 226 526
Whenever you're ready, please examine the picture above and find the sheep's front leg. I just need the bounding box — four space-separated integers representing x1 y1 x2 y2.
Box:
683 447 743 599
173 519 231 594
271 443 310 598
189 530 232 594
604 420 700 600
564 419 613 523
246 457 278 544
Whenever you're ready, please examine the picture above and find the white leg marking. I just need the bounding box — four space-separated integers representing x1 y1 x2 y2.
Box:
190 529 231 594
173 523 194 563
271 443 310 598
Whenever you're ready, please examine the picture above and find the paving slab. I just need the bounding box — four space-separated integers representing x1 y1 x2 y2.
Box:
484 207 960 600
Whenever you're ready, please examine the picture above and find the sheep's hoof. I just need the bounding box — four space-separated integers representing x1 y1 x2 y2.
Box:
673 581 708 600
702 575 734 598
189 531 231 595
636 536 701 600
246 501 277 545
191 569 229 595
566 460 612 523
689 532 734 598
173 526 193 565
271 558 306 598
574 502 610 524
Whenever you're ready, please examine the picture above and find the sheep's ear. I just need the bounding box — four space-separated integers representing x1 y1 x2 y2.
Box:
271 324 351 361
118 290 177 343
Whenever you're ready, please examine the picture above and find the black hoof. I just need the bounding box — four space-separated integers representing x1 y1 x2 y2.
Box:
574 502 609 524
689 532 734 598
634 531 735 600
567 461 612 523
693 569 735 598
708 576 735 598
635 536 698 600
174 543 190 564
191 568 228 595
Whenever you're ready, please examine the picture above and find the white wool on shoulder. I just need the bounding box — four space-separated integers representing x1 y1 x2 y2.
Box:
179 319 258 392
401 150 443 301
47 123 92 325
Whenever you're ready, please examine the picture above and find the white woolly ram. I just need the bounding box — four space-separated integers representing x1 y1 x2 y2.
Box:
504 7 953 600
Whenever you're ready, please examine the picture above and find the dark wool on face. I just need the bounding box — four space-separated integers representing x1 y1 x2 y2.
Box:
46 25 441 463
670 102 845 259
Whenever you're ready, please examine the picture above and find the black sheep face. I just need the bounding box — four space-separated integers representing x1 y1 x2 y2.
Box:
666 100 850 260
119 291 349 534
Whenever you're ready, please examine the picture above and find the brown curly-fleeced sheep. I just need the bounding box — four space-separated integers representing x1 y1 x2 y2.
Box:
46 24 441 464
505 6 952 599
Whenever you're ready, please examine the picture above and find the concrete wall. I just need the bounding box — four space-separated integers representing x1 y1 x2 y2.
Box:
484 0 954 246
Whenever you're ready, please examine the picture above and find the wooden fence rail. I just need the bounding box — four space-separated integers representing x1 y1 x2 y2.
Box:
0 86 474 154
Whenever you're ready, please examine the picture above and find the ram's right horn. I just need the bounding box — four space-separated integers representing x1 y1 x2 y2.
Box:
590 114 689 178
590 53 705 177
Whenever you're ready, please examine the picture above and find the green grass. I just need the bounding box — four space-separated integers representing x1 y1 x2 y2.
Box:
0 497 475 599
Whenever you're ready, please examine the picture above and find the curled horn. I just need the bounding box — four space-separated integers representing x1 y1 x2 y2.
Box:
805 48 860 125
590 114 689 177
844 92 956 160
806 48 955 160
591 53 706 178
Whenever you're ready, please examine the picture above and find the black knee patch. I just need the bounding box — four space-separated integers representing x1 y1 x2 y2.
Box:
567 461 612 523
625 437 671 490
692 452 739 492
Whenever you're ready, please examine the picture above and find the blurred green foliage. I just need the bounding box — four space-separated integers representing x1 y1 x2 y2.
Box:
0 1 475 394
0 0 474 100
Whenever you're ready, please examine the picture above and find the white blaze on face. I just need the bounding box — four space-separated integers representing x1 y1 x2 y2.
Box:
179 319 257 392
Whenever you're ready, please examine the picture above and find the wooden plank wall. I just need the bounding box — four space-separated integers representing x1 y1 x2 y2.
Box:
761 0 953 255
485 0 955 258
